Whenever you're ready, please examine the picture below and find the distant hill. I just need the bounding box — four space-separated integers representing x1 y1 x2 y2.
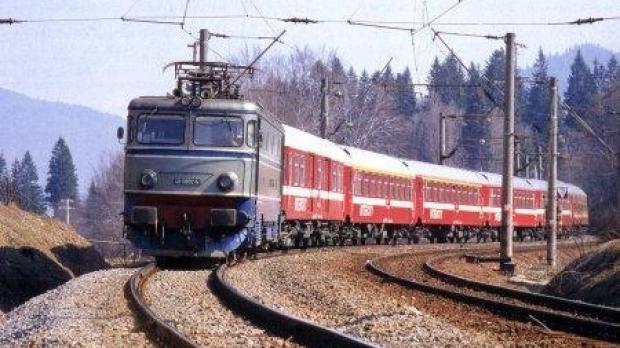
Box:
524 43 619 93
0 88 123 195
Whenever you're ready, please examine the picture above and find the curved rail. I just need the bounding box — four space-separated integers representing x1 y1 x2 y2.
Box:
125 263 199 348
211 262 379 348
366 255 620 343
424 253 620 323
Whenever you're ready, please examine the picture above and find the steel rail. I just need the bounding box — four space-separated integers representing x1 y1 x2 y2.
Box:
211 262 379 348
424 253 620 324
366 253 620 343
125 263 199 348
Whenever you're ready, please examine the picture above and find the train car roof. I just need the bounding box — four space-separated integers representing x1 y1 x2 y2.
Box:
405 161 489 186
478 172 538 190
342 146 411 177
558 180 588 197
283 125 350 164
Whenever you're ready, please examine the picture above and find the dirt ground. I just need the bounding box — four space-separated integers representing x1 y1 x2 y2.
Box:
435 242 597 291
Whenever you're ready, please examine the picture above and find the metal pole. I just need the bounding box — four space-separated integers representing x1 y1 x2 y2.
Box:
500 32 516 273
320 77 329 139
546 77 558 267
59 198 73 225
525 154 530 178
514 138 521 176
537 145 544 179
199 29 209 69
439 112 446 165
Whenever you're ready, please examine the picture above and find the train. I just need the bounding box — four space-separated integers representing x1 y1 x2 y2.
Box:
118 56 588 261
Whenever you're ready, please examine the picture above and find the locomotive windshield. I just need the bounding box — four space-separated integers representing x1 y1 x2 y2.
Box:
136 114 185 145
194 116 244 147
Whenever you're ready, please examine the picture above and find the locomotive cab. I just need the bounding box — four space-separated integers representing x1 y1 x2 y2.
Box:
123 97 267 258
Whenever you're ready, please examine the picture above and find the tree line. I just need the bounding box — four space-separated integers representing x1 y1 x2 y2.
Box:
0 137 78 217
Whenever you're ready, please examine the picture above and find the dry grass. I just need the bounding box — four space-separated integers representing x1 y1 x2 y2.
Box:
544 239 619 307
0 204 107 311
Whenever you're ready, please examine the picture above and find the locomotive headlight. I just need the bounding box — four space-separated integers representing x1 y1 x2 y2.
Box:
217 172 237 192
140 170 157 189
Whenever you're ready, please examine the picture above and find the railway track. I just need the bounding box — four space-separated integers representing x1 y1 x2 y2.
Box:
126 250 378 348
124 241 607 347
366 245 620 343
211 251 379 348
125 263 198 348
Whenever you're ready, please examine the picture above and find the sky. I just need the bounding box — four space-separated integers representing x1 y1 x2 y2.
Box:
0 0 618 116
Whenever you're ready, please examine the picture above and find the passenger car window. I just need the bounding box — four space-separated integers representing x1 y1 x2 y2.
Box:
136 114 185 145
194 116 244 147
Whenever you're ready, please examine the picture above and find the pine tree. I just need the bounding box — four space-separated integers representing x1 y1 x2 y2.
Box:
525 49 550 134
0 153 6 176
427 54 464 105
604 56 618 91
462 63 490 170
564 50 597 126
12 152 46 214
381 64 395 85
428 57 443 101
592 58 606 90
394 67 416 118
482 49 505 109
515 68 528 124
45 137 79 210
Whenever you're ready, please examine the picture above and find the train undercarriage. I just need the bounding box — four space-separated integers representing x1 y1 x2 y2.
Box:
269 219 579 251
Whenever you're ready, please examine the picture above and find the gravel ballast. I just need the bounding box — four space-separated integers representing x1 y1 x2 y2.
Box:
225 246 494 347
143 269 298 347
0 269 152 347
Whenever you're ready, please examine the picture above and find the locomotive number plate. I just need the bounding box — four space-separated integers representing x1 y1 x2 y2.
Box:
173 177 202 186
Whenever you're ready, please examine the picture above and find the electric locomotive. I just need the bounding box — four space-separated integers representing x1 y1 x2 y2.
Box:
119 59 283 261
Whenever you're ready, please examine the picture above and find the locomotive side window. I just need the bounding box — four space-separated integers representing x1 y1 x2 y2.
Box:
246 120 257 147
194 116 244 147
136 114 185 145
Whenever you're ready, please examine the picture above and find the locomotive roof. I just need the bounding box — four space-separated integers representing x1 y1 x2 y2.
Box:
128 96 260 113
283 125 351 164
341 146 411 177
404 160 488 186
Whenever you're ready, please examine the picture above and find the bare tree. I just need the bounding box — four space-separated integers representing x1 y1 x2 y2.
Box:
75 153 127 259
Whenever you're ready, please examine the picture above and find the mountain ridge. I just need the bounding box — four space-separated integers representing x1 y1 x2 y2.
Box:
0 87 123 196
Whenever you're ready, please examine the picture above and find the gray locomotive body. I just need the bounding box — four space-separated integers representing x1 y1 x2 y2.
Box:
123 96 283 259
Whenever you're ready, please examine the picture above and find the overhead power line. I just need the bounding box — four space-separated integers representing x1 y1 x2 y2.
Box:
4 13 618 27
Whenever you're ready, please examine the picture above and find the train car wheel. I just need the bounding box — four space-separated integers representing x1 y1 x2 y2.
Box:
352 238 358 246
